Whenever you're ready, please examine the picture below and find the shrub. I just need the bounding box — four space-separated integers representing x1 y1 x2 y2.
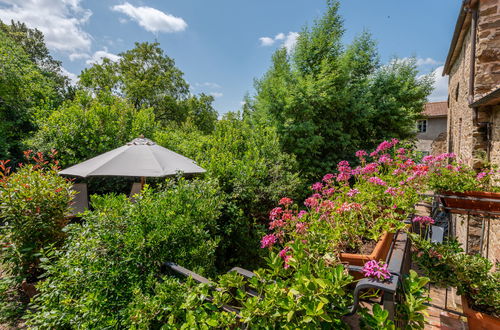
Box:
0 152 73 282
154 114 304 270
27 178 223 328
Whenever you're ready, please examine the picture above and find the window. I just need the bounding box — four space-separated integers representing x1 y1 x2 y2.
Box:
417 120 427 133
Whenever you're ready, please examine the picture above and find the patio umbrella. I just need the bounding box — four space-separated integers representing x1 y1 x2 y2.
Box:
59 137 206 183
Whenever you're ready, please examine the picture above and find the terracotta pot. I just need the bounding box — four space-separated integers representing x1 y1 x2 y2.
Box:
461 296 500 329
440 191 500 215
339 232 395 267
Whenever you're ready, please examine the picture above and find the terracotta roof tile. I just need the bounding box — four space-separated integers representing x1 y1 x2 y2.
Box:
423 101 447 118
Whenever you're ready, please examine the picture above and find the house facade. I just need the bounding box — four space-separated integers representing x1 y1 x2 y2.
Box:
416 101 447 156
443 0 500 262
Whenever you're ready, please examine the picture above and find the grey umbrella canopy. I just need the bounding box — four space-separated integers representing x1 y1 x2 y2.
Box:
59 137 206 178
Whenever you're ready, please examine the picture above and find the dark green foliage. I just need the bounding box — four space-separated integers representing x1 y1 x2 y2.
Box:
154 114 304 269
27 90 158 168
251 0 433 180
79 42 218 132
0 20 73 101
0 28 60 163
27 179 222 328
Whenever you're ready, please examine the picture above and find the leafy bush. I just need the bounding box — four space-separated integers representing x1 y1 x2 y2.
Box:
154 114 304 269
124 239 354 328
0 152 73 282
412 237 500 318
27 90 158 168
27 178 223 328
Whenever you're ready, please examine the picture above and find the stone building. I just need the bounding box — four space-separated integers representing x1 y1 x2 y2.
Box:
415 101 448 156
443 0 500 262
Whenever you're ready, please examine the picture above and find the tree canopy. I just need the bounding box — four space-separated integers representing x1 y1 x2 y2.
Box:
79 42 217 131
251 0 433 180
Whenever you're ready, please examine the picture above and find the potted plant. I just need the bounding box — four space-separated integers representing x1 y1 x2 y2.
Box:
424 155 500 214
262 140 424 267
412 236 500 329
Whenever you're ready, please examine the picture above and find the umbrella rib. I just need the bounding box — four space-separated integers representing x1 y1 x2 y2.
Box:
149 147 167 176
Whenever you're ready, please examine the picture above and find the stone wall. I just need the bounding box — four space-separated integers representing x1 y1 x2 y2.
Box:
446 4 499 264
475 0 500 100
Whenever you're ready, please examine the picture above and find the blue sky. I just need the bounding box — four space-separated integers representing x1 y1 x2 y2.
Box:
0 0 460 114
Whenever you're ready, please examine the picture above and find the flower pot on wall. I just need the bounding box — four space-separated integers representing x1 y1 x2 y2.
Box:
461 296 500 329
339 232 395 267
440 191 500 215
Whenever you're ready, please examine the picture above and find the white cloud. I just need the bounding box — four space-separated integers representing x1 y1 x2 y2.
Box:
428 65 449 102
259 37 275 46
60 67 78 85
259 31 299 52
86 49 121 65
69 52 90 61
210 92 223 98
111 2 187 33
0 0 92 53
274 32 285 40
195 82 221 89
416 57 441 66
283 32 299 52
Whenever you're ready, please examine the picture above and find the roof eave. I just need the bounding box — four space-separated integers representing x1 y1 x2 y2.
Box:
469 86 500 107
443 2 470 76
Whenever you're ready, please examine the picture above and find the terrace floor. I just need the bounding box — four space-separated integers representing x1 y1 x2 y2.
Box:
425 285 468 329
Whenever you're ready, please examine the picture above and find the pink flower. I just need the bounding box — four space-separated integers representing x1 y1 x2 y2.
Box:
356 150 367 158
320 200 336 210
375 140 393 153
422 155 435 163
361 163 379 175
312 182 323 191
477 172 487 180
338 160 350 167
347 188 360 197
397 148 406 155
279 247 290 259
378 154 392 164
283 255 292 269
385 187 402 196
298 210 307 218
269 219 285 230
323 188 336 197
304 197 319 208
279 197 293 206
362 260 390 281
322 173 335 182
391 138 399 145
412 216 435 225
337 202 362 213
368 176 387 186
260 234 277 248
269 207 283 220
296 222 307 234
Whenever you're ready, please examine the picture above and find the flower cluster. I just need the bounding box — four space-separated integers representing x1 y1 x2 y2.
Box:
362 260 391 281
412 216 435 226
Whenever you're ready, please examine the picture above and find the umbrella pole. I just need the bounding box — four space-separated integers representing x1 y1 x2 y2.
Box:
140 176 145 190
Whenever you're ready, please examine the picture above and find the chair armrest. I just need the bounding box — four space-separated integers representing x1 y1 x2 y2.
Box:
346 275 399 316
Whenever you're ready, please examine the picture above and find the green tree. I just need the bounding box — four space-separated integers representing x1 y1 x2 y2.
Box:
79 42 217 132
0 29 59 162
27 91 158 168
251 0 432 180
0 20 72 102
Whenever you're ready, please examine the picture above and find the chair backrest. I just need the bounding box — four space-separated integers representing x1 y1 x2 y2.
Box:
129 182 142 202
70 183 89 216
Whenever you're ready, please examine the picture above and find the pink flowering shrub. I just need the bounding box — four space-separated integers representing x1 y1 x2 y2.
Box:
424 154 500 193
261 140 432 261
